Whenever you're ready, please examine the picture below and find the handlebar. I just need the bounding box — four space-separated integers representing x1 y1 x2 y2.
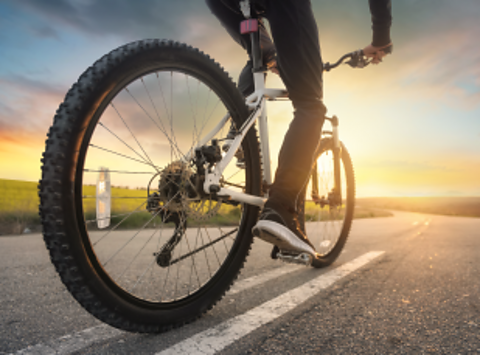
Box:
324 45 392 72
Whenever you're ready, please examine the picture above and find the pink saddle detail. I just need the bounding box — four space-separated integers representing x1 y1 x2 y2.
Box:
240 19 258 34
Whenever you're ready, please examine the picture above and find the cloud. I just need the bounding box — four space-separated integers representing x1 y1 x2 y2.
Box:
12 0 211 41
0 74 66 134
30 25 60 39
394 1 480 105
316 0 480 112
327 25 480 112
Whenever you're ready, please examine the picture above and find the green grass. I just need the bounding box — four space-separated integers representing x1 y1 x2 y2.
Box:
0 179 39 213
0 178 392 235
84 203 243 231
0 178 245 235
0 179 40 235
82 185 149 213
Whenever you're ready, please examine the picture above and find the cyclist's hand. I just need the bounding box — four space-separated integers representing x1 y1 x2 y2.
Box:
363 43 392 64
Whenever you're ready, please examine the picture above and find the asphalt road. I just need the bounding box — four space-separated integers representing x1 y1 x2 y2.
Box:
1 211 479 354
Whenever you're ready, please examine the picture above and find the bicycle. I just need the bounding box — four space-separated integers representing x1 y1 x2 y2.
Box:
38 1 377 333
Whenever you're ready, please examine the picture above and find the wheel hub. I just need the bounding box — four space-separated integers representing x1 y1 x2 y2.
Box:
147 161 222 221
158 161 193 213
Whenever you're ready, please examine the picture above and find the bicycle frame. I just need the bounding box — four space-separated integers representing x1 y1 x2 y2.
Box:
186 72 342 208
197 72 287 207
187 0 343 209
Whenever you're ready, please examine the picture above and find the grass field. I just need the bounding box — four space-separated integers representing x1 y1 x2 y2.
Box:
6 178 479 236
0 179 40 235
0 178 396 236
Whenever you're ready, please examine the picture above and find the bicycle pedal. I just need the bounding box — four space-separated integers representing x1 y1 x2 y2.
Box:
276 251 312 266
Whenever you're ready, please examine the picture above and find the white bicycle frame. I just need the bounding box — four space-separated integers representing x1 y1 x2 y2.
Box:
185 0 341 209
200 72 283 207
184 70 340 209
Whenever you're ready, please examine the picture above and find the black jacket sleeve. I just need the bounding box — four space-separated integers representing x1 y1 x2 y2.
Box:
369 0 392 46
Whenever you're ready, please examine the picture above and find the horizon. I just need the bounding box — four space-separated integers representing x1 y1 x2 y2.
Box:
2 177 480 200
1 0 479 198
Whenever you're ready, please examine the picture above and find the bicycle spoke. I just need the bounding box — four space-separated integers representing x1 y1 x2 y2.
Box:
81 61 253 303
85 208 147 226
195 96 222 148
203 225 222 268
173 222 185 301
43 40 260 331
89 144 161 170
125 86 185 161
98 112 158 173
84 168 152 174
82 195 147 200
184 229 202 296
306 140 353 267
141 76 177 162
186 75 200 148
198 229 213 279
118 228 158 281
102 190 180 266
156 72 180 159
129 256 158 295
168 228 238 266
91 199 148 246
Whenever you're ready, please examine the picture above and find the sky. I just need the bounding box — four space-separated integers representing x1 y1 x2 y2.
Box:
0 0 479 197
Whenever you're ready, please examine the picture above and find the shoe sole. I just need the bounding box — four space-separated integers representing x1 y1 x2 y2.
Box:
252 220 316 256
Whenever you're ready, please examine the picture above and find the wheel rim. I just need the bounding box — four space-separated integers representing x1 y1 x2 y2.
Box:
78 68 250 304
305 143 352 257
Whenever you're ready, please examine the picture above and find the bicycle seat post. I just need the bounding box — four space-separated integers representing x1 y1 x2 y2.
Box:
240 1 263 73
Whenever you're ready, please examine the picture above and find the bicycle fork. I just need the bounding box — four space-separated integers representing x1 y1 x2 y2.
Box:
312 115 342 207
330 115 342 205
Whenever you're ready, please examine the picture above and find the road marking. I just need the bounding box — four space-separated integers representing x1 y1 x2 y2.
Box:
229 265 302 295
10 265 300 355
13 325 122 355
12 252 383 355
156 251 385 355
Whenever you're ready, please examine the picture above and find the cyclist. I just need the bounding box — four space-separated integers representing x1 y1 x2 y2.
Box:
206 0 392 257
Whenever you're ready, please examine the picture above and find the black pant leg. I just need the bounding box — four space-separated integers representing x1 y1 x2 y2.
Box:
264 0 326 211
206 0 326 212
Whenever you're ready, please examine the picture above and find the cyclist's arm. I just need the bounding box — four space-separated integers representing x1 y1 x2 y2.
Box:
364 0 392 64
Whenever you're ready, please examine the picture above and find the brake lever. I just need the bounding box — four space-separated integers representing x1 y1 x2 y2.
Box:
345 50 370 69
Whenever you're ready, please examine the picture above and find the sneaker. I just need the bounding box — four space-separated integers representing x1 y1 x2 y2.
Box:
252 201 316 256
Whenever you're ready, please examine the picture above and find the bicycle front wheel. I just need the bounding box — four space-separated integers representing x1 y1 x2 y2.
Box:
39 40 261 332
302 138 355 268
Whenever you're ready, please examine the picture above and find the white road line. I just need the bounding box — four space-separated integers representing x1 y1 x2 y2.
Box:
12 325 122 355
10 265 300 355
156 251 385 355
229 265 302 295
12 252 383 355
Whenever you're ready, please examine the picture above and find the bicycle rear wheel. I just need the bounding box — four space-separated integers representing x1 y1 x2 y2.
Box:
302 137 355 268
39 40 261 332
